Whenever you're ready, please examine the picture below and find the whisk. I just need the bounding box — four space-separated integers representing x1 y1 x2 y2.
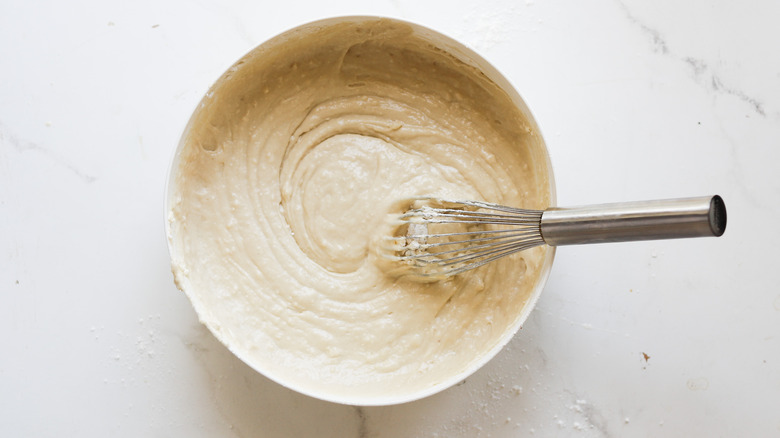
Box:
382 195 726 279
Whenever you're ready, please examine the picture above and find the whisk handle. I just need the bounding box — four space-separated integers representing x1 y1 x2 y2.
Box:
540 195 726 246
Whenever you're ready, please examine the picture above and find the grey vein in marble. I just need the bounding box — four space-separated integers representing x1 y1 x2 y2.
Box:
354 406 369 438
0 123 97 183
562 391 612 438
617 1 767 118
619 4 668 55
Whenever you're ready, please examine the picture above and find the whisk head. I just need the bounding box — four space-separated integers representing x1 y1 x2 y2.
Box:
381 198 546 279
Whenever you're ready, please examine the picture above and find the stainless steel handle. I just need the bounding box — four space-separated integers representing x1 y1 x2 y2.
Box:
540 195 726 246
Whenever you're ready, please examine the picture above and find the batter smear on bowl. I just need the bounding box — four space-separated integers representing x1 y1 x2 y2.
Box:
166 17 554 404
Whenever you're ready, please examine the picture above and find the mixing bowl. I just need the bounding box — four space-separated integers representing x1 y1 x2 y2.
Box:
165 16 556 405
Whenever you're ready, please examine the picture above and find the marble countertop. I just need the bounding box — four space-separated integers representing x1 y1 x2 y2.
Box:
2 0 778 436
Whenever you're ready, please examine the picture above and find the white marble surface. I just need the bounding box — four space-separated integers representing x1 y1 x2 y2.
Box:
1 0 778 436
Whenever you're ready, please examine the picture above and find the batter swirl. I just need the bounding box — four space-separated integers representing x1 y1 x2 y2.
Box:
167 18 552 403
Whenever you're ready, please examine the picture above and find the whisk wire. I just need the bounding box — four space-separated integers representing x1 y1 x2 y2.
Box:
440 238 545 276
385 199 546 278
401 230 541 253
382 195 725 279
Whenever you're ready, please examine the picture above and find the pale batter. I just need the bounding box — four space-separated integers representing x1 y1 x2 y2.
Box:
167 18 552 403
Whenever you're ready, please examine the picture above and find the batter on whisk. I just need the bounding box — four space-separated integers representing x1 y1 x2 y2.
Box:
167 18 552 402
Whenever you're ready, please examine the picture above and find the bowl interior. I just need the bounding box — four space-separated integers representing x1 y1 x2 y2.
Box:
165 16 557 405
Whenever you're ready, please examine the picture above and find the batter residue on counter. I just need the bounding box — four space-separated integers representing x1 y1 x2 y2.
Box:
167 18 552 403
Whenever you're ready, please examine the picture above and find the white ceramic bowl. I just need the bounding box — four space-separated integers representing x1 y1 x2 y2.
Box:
165 16 556 405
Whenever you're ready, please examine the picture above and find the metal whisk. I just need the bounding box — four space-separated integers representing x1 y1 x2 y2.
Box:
382 195 726 279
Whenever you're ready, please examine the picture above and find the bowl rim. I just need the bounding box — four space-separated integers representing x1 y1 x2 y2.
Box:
163 15 557 406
